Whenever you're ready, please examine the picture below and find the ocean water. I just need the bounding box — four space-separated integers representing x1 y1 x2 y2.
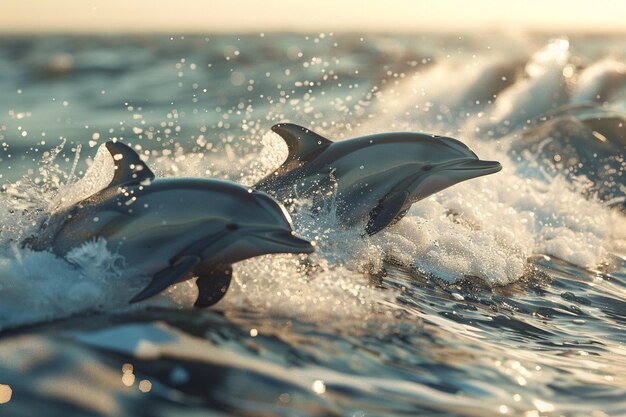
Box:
0 33 625 416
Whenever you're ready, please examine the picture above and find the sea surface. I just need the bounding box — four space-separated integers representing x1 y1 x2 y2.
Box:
1 33 626 416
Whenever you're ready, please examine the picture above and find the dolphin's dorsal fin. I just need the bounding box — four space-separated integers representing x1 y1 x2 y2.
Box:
271 123 332 167
105 141 155 188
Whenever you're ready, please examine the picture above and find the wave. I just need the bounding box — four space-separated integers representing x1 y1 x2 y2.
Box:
0 35 625 332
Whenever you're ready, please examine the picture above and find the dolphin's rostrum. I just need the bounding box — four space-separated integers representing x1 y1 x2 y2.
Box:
256 123 502 235
32 141 314 307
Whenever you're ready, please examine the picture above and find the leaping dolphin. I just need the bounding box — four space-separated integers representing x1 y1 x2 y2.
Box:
256 123 502 235
30 141 314 307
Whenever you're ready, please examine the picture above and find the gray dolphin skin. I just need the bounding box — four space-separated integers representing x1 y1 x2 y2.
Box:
32 141 314 307
256 123 502 235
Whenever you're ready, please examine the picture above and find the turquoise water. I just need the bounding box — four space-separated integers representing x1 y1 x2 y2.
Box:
0 33 625 416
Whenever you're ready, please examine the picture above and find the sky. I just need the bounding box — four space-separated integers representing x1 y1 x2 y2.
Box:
1 0 626 34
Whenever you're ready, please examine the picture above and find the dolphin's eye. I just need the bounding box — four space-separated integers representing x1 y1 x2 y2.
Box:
226 223 239 231
422 164 433 171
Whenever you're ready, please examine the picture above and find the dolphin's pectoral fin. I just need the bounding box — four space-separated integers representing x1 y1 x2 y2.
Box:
105 141 156 188
193 264 233 308
271 123 333 166
365 191 409 236
129 255 201 304
389 208 409 226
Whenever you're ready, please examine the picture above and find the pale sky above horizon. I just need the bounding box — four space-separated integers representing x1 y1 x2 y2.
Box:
2 0 626 34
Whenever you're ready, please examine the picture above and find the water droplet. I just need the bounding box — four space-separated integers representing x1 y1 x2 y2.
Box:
138 379 152 393
0 384 12 404
311 380 326 394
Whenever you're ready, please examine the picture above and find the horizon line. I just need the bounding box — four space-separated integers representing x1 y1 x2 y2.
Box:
2 27 626 36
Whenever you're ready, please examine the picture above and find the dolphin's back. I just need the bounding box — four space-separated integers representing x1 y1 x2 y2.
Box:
257 123 500 235
50 179 256 268
28 140 314 308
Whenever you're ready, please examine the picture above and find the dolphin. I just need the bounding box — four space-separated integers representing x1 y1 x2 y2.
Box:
30 141 314 307
255 123 502 235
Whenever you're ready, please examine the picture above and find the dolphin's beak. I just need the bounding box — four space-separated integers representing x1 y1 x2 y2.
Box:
252 229 315 254
446 159 502 179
